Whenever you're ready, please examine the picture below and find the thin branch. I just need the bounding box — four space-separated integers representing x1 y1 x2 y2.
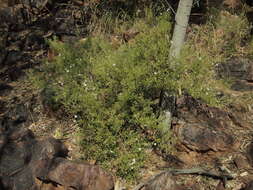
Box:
163 0 176 15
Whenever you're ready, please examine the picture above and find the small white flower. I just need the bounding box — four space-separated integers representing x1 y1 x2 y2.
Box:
66 69 69 73
82 82 87 87
112 63 116 66
154 72 157 75
74 115 78 118
130 158 136 165
59 81 64 86
138 148 142 151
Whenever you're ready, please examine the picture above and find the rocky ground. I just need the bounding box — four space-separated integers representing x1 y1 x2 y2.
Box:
0 0 253 190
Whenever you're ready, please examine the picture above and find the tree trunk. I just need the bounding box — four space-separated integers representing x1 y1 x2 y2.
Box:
170 0 193 59
159 0 194 132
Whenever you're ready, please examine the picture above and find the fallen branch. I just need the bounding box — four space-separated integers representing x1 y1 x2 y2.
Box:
168 167 233 180
133 167 234 190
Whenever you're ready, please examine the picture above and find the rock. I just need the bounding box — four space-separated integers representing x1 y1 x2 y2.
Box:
0 50 7 66
231 80 253 91
0 179 4 189
228 103 252 129
0 133 7 153
11 167 36 190
4 50 22 65
246 142 253 166
8 127 34 141
217 58 253 91
0 5 29 30
175 123 234 152
0 0 8 8
176 95 231 129
23 33 45 51
0 119 113 190
243 181 253 190
247 10 253 25
246 64 253 82
34 157 114 190
31 137 68 160
217 57 252 80
142 172 184 190
0 136 33 176
2 103 31 128
0 83 13 96
234 154 251 169
216 181 225 190
176 151 198 166
175 95 235 152
34 177 67 190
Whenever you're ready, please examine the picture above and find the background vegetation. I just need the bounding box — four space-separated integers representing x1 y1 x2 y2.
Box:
30 1 253 182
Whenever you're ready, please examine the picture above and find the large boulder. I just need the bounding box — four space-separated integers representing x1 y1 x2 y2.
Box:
174 95 236 152
33 157 114 190
175 123 234 152
0 117 114 190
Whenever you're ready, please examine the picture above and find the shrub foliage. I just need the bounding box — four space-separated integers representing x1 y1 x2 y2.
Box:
30 8 251 180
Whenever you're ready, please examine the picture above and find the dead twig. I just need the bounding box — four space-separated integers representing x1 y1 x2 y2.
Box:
168 167 234 180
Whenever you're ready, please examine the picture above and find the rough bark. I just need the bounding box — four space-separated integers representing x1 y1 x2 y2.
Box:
160 0 194 131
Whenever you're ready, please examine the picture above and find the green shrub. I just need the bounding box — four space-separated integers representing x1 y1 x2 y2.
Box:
30 10 226 180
